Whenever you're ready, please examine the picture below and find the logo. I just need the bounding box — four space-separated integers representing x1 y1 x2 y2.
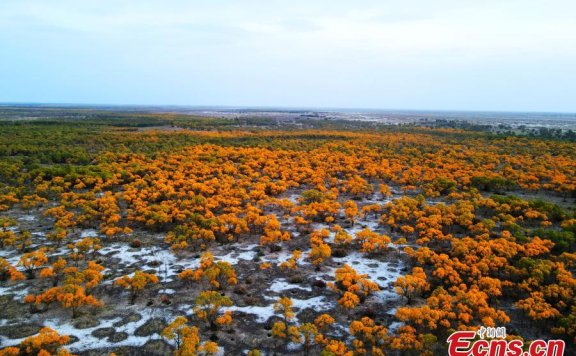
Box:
447 327 565 356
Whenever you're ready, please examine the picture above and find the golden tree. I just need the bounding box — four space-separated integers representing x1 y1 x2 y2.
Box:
328 264 379 310
394 267 430 304
18 248 48 278
274 296 295 322
343 200 359 225
193 290 234 330
280 250 302 270
349 317 388 355
114 270 159 304
161 316 220 356
5 327 73 356
309 229 331 270
0 257 25 281
178 252 237 290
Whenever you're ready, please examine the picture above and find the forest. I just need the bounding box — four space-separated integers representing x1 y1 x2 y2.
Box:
0 111 574 355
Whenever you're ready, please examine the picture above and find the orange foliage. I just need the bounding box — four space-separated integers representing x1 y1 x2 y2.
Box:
114 270 159 303
7 327 73 356
178 252 237 290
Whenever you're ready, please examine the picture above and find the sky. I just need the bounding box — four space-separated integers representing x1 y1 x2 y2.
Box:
1 0 575 112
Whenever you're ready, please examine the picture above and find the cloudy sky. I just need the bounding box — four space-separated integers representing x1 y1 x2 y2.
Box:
1 0 575 111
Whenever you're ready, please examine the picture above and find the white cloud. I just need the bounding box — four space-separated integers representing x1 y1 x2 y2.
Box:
2 1 575 60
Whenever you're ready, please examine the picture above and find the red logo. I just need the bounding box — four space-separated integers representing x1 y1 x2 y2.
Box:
447 330 565 356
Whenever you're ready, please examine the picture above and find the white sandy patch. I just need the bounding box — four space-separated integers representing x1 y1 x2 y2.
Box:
0 284 31 300
344 219 381 237
268 279 312 294
388 321 405 332
80 229 99 238
218 244 259 264
0 306 175 352
98 244 200 282
0 249 22 266
287 193 301 204
330 252 404 301
228 305 276 323
228 295 333 324
291 296 332 311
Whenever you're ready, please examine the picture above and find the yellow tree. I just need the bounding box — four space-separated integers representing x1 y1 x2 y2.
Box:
161 316 189 350
26 260 104 317
343 175 373 198
328 264 379 310
161 317 220 356
0 258 25 281
260 215 291 249
18 248 48 278
321 339 352 356
314 314 335 332
271 296 299 351
280 250 302 270
15 230 33 252
274 296 295 323
334 230 353 247
349 317 388 355
46 228 68 248
309 229 331 270
193 290 234 331
5 327 73 356
0 217 17 248
379 184 392 198
343 200 359 225
25 282 103 318
362 204 382 219
355 228 391 255
63 261 106 290
68 237 101 262
114 270 159 304
178 252 237 290
394 267 430 304
296 323 319 356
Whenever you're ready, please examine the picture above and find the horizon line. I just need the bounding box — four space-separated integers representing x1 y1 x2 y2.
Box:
1 101 576 116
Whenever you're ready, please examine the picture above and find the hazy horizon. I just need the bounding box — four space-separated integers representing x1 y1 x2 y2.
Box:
1 1 576 112
3 101 576 114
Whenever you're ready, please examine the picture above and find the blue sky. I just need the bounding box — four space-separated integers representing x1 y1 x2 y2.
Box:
1 0 575 112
